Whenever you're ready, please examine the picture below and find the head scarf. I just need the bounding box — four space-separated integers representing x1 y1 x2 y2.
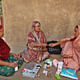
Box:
77 25 80 34
32 21 40 28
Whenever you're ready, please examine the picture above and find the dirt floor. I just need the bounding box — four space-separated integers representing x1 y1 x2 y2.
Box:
0 54 79 80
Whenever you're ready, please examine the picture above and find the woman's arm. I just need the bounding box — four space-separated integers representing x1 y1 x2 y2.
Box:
73 35 80 48
10 53 20 59
28 32 47 47
73 35 80 44
61 54 73 58
31 42 47 47
49 36 76 47
49 40 67 47
0 60 10 66
0 60 17 67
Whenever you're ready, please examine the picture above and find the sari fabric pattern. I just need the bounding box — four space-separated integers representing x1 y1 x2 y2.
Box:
62 26 80 70
24 31 47 61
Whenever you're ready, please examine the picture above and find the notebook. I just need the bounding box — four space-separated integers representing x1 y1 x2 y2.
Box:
60 68 78 80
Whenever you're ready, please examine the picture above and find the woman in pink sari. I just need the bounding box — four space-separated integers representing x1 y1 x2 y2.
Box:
23 21 49 62
49 25 80 70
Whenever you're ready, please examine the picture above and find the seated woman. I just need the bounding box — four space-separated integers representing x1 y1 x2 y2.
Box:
0 21 23 76
23 21 49 62
49 25 80 70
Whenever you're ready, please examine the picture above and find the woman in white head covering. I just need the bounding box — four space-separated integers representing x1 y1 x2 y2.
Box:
23 21 49 62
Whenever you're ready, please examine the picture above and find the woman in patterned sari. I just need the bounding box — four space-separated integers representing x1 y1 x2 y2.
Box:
23 21 49 62
49 25 80 70
0 17 23 76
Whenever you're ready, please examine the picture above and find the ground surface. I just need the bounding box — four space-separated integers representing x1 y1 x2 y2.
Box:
0 54 79 80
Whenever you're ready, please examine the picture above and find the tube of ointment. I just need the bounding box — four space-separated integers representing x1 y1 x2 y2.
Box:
14 61 18 71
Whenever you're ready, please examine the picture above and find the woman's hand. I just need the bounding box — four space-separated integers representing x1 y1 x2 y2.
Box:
10 53 20 59
49 43 56 47
62 54 73 58
12 53 17 58
42 43 47 47
9 62 18 68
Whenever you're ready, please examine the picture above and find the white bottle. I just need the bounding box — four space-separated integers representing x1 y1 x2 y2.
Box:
53 59 59 68
56 61 63 75
14 61 18 72
15 66 18 71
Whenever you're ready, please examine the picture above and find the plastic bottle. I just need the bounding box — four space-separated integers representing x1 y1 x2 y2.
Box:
56 61 63 75
14 61 18 72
